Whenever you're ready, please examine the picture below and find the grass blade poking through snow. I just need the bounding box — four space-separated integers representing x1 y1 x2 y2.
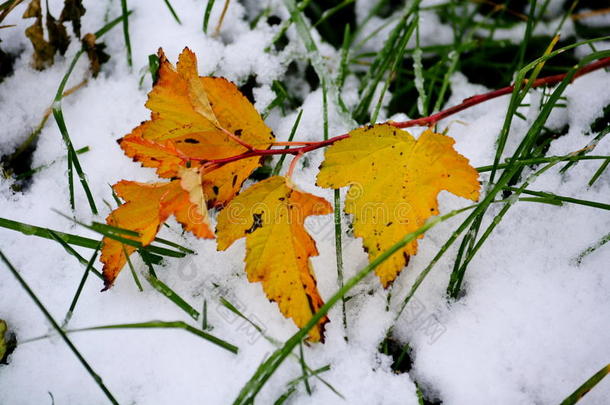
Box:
203 0 215 34
574 232 610 265
0 250 120 405
217 297 343 399
322 78 347 338
272 110 303 176
0 216 189 259
560 363 610 405
46 229 103 278
50 12 133 214
449 32 561 298
162 0 181 24
352 1 420 124
232 205 475 405
52 51 97 214
25 321 239 354
67 321 238 354
63 246 100 326
448 47 610 298
120 0 132 67
145 272 200 321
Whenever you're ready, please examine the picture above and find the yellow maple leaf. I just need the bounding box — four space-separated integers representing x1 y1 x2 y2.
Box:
317 124 480 287
216 176 332 342
119 47 275 207
101 169 213 289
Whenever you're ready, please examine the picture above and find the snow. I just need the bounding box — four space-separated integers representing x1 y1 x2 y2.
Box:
1 1 609 404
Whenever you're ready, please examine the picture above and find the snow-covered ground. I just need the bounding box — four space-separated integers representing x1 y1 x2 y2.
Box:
1 1 609 404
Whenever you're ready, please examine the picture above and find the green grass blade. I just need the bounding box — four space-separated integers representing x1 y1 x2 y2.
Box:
476 155 610 172
232 205 474 404
0 216 100 249
352 6 417 123
333 188 346 336
15 146 89 180
162 0 181 24
298 342 311 394
506 187 610 211
52 50 98 214
370 18 414 123
146 273 200 320
203 0 215 33
53 211 189 258
589 158 610 186
123 244 143 291
120 0 132 67
560 364 610 405
46 230 103 279
0 251 120 405
272 110 303 176
217 297 343 399
274 386 297 405
449 49 610 298
202 299 209 330
412 19 426 116
95 11 133 38
336 23 351 89
313 0 355 28
0 215 186 259
562 126 610 174
281 0 353 125
322 77 347 337
53 321 238 354
63 247 100 326
574 232 610 265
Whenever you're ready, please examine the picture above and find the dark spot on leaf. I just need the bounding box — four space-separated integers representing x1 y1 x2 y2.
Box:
184 138 200 144
245 212 263 234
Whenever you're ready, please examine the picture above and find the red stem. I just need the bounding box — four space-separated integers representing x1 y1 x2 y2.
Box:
199 56 610 168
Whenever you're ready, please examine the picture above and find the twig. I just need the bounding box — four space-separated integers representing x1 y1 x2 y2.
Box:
169 56 610 170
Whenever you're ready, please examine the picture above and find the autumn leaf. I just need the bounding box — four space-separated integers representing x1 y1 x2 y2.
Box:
23 0 69 70
119 47 274 207
82 33 110 77
216 176 332 342
317 124 480 287
59 0 86 38
101 168 213 289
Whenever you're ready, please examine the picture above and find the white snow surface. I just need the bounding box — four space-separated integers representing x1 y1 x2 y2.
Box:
0 1 609 404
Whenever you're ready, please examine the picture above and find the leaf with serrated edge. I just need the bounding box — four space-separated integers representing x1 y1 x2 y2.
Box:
101 176 213 289
317 124 480 287
216 176 332 342
118 47 274 207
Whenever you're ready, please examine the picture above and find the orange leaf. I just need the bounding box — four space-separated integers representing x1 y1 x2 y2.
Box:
118 47 275 207
216 176 332 342
101 170 213 289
